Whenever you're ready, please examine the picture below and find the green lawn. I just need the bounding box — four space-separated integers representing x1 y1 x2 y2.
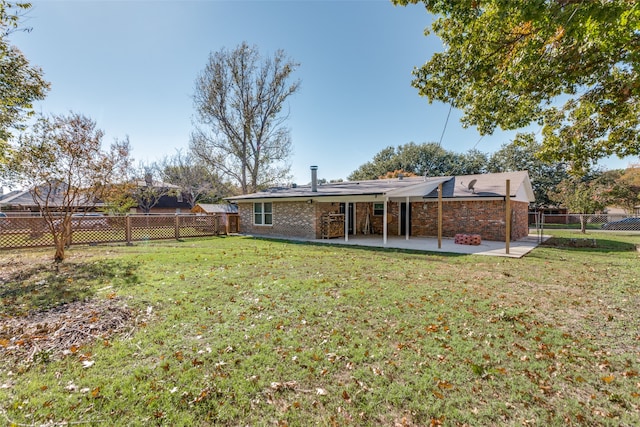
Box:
1 232 639 426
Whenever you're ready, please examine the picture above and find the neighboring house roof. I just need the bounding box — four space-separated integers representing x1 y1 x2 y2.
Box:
0 190 30 206
226 171 535 203
133 179 181 189
193 203 238 214
0 187 106 210
0 186 82 208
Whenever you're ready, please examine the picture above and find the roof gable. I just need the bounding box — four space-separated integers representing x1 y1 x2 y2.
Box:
425 171 534 201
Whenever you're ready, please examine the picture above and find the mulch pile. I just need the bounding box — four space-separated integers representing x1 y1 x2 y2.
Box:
0 298 136 366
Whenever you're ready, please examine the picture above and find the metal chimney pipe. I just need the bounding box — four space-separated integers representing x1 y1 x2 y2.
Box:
310 165 318 192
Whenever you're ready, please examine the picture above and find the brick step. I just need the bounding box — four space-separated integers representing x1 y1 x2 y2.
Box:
454 233 481 246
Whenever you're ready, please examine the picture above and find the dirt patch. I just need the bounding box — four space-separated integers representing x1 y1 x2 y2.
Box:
542 237 597 248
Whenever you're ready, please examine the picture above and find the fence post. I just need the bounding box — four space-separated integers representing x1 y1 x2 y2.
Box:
175 215 180 240
125 215 132 245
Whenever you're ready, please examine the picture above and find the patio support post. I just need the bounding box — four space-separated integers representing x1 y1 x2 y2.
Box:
438 183 443 249
505 179 511 254
344 201 349 242
383 197 388 245
405 196 410 240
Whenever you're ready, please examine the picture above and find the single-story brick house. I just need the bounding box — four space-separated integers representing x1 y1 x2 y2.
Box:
227 168 535 244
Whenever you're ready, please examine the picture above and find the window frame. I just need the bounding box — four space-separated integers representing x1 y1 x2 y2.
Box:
253 202 273 226
373 202 384 216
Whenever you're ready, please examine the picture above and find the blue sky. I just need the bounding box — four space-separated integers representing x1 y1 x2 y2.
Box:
9 0 636 185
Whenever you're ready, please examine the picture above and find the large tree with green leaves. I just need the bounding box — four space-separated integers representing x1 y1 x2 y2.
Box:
191 42 299 194
393 0 640 172
0 1 49 157
548 177 607 233
487 133 569 206
348 142 486 180
5 113 131 262
596 167 640 213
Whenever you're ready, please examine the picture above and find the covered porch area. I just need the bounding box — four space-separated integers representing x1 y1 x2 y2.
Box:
310 233 546 258
244 233 547 258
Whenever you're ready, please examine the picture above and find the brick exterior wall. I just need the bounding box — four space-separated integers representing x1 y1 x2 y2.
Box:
237 199 530 242
410 200 529 241
237 201 317 239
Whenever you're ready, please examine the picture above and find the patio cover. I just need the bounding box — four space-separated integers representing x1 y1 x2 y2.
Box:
385 177 452 199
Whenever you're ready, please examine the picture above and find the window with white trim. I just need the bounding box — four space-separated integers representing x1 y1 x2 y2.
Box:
373 203 384 216
253 202 272 225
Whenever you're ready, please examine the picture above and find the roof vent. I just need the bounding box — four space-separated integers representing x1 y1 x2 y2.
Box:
310 166 318 192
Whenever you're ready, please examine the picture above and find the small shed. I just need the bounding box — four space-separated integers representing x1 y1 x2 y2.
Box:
192 203 239 233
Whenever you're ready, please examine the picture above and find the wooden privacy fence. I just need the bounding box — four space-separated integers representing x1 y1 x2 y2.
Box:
0 214 240 250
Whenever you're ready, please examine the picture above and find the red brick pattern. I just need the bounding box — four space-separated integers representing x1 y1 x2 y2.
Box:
411 200 529 241
237 201 317 239
454 233 482 245
237 199 530 242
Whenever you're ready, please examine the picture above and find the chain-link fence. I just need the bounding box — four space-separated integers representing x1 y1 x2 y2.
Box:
0 213 239 250
529 212 640 231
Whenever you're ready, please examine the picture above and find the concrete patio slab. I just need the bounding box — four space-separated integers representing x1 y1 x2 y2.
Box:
247 233 549 258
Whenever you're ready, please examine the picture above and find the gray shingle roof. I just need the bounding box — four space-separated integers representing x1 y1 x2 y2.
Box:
226 171 534 202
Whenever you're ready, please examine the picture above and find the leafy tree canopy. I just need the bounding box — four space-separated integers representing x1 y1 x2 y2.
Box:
548 176 608 233
5 113 131 261
595 166 640 213
0 1 50 154
348 142 486 181
393 0 640 173
487 133 569 206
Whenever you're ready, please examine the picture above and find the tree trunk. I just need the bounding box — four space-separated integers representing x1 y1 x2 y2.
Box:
54 241 66 263
579 214 586 234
